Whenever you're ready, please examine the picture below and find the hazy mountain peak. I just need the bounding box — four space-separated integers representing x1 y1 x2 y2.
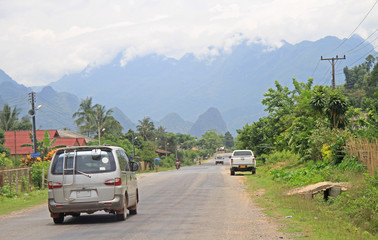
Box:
157 112 193 134
189 107 227 137
0 69 13 84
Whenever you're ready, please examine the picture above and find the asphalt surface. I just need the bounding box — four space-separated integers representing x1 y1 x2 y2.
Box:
0 155 289 240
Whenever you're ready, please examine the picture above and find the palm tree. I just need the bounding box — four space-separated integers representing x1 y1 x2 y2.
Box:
0 104 20 131
155 126 167 148
103 116 123 136
326 90 349 129
92 104 113 144
136 117 155 141
72 97 96 136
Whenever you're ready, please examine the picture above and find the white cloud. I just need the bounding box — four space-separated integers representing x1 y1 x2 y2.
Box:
0 0 377 86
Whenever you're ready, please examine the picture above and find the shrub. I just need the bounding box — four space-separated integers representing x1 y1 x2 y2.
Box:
0 152 13 166
0 182 16 198
30 161 50 189
321 144 332 162
266 150 300 164
337 156 365 171
330 130 348 164
328 174 378 235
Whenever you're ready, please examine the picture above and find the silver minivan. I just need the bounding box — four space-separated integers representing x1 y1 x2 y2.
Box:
47 146 139 224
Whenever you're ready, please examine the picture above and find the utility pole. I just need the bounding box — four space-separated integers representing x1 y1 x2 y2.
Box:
321 55 346 89
28 91 37 153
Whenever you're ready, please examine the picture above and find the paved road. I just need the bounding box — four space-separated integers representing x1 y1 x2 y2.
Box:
0 156 289 240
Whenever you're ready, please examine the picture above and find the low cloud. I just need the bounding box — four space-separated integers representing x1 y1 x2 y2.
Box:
0 0 376 86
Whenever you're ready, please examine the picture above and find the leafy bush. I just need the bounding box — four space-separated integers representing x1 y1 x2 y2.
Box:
328 174 378 235
271 167 326 187
0 152 13 166
0 183 16 198
270 155 366 187
30 161 50 189
266 150 300 164
337 156 365 171
330 130 348 164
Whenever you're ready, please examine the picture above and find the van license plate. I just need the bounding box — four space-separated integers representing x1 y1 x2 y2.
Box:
77 190 91 198
240 165 246 168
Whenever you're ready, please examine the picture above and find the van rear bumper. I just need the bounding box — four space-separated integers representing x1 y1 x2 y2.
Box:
48 194 124 214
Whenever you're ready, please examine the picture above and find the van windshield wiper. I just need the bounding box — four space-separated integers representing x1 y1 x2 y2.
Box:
76 170 91 178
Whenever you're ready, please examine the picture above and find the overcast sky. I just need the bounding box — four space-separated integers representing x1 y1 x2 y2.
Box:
0 0 377 86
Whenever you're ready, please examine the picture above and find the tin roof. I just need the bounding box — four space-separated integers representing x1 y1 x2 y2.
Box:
4 130 87 155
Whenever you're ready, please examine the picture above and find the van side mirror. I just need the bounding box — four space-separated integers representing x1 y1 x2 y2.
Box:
130 161 139 172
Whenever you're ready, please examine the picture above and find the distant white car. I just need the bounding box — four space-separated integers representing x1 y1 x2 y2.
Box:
215 154 224 165
229 150 256 175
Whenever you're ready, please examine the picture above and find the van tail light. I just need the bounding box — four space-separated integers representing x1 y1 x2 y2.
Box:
252 157 255 163
105 178 121 186
231 158 233 164
48 181 62 189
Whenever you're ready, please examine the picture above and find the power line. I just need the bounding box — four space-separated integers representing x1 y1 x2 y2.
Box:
348 46 377 66
345 28 378 54
311 59 321 77
333 0 378 51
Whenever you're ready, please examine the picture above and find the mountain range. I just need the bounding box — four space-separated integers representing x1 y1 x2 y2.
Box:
0 35 376 137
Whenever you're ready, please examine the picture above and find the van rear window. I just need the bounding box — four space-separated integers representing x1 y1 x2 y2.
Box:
51 150 116 175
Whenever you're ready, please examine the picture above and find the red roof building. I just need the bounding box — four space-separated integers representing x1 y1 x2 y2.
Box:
4 130 87 156
155 148 171 158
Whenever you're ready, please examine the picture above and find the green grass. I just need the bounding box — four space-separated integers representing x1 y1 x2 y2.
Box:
245 166 376 239
0 189 48 215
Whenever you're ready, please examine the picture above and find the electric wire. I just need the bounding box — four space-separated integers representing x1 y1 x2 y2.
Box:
345 28 378 54
35 94 77 129
348 45 378 66
311 59 321 77
333 0 378 51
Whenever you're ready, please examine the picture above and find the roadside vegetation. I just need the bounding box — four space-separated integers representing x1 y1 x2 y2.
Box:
236 55 377 239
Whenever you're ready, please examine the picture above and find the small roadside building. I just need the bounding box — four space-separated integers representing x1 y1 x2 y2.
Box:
3 130 88 158
155 149 171 158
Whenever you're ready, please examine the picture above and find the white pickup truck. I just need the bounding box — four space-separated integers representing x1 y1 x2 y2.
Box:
229 150 256 175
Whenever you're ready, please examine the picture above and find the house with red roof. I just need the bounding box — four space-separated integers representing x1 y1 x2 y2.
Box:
3 130 87 157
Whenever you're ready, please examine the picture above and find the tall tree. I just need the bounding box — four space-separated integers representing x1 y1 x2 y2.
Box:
136 117 155 141
224 131 234 149
13 115 32 130
0 129 10 155
0 104 20 131
155 126 167 148
103 115 123 136
92 104 113 144
72 97 96 136
326 90 349 129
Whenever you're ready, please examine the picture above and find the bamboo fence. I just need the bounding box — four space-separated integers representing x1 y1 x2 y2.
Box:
0 166 31 192
345 137 377 176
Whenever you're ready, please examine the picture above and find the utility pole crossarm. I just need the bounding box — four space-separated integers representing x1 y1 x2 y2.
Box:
321 55 346 89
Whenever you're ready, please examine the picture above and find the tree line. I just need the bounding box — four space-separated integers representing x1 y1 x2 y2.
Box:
236 55 377 162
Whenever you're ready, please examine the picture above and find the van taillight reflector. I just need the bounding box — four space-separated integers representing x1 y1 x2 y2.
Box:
104 202 112 205
105 178 121 186
231 159 233 164
48 182 62 189
252 157 255 162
